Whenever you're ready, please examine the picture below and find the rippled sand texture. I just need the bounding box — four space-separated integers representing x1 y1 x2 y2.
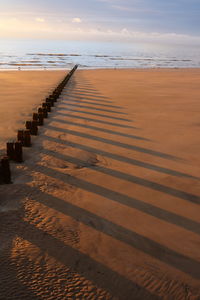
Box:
0 69 200 299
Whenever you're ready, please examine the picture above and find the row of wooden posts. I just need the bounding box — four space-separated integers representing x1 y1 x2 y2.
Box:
0 65 78 185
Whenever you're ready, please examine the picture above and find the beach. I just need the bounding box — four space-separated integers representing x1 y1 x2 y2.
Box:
0 68 200 299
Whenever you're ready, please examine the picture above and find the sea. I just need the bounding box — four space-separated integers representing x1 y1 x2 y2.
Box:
0 39 200 70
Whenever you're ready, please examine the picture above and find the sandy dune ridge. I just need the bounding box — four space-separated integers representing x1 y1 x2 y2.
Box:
0 69 200 299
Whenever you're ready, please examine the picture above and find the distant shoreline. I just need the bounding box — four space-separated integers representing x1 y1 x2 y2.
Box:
1 66 200 71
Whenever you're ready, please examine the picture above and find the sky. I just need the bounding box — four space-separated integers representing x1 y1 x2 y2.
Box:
0 0 200 44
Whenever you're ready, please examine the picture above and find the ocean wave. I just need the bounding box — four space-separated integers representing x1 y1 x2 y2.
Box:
7 63 44 66
94 55 110 58
108 57 192 62
0 52 196 69
27 53 81 57
20 60 41 63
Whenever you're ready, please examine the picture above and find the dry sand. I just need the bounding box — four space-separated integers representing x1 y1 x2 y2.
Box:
0 69 200 299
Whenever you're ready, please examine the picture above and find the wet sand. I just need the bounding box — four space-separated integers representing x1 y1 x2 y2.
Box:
0 69 200 299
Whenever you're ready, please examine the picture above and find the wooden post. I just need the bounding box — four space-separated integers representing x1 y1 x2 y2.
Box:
24 130 31 147
52 93 59 100
26 121 31 130
38 113 44 126
26 121 32 135
49 95 57 102
46 102 51 112
53 88 61 93
53 94 58 101
46 98 54 107
26 121 38 135
42 107 48 118
7 142 15 160
31 120 38 135
33 113 38 122
38 107 48 118
14 141 23 162
43 102 51 112
17 129 24 145
0 156 11 184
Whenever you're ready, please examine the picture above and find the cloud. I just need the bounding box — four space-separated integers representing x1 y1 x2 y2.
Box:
35 17 45 23
72 17 82 23
111 4 158 14
0 13 200 47
121 28 130 35
111 5 135 12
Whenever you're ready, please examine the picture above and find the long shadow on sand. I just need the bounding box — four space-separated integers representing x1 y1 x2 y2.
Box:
44 134 198 180
22 166 200 280
62 91 115 102
46 123 180 161
64 91 110 100
60 97 124 109
38 146 200 236
56 108 131 122
44 126 199 204
0 202 42 299
58 102 127 115
15 216 159 300
51 117 149 141
1 180 160 298
32 149 200 237
56 111 137 129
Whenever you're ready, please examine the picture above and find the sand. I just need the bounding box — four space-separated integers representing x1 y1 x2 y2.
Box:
0 68 200 299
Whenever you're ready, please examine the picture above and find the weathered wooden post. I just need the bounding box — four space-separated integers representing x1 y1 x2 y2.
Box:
0 156 11 184
7 142 15 160
43 102 51 112
38 107 43 114
38 113 44 126
14 141 23 162
33 113 38 122
26 121 31 131
17 130 25 146
51 94 59 101
24 130 31 147
31 120 38 135
42 107 48 118
46 98 54 107
49 95 57 102
26 121 38 135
